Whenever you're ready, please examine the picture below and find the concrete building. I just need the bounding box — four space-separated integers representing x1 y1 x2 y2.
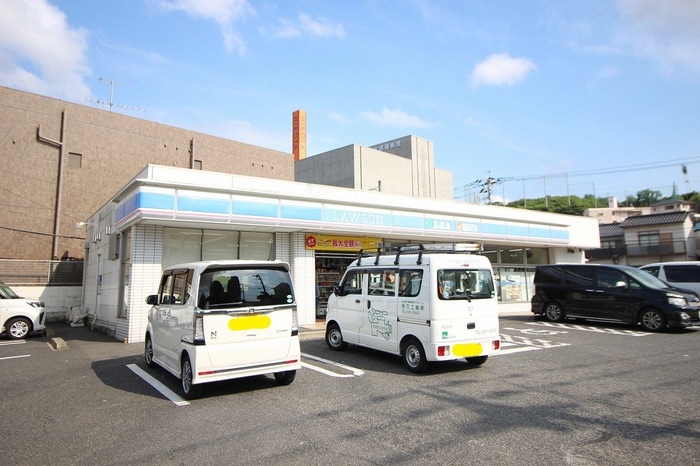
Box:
295 135 453 200
0 85 293 262
583 196 650 224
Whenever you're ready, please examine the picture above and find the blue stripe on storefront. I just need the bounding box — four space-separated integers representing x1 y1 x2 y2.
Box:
114 188 571 242
178 196 229 214
233 200 279 218
280 205 323 221
392 215 424 229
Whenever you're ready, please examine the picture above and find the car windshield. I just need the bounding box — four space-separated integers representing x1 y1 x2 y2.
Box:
0 282 21 299
626 266 676 290
438 269 495 300
198 267 294 309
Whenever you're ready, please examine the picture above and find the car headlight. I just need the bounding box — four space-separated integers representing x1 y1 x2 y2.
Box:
667 294 686 307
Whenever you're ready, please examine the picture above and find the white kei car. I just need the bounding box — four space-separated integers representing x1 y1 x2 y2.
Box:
0 281 46 339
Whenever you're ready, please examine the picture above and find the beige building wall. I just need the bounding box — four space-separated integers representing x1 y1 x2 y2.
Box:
295 134 454 200
0 86 294 261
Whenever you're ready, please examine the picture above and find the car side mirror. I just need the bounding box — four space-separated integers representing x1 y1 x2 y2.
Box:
614 281 627 289
334 285 345 297
146 294 158 305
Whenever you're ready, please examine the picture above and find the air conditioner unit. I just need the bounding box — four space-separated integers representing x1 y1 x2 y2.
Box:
66 306 87 327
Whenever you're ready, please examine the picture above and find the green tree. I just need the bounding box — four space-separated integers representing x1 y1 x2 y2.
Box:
635 189 663 206
506 194 608 215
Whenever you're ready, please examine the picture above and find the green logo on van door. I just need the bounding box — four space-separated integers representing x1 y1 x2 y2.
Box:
368 308 392 340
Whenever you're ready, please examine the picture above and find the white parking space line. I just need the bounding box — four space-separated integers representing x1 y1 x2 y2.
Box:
127 363 190 406
494 345 541 356
524 321 651 336
301 353 364 378
0 341 26 346
0 354 31 361
301 362 356 377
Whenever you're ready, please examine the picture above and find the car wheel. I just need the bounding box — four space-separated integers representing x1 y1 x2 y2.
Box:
466 355 488 366
639 308 666 332
181 355 203 400
144 335 156 368
543 302 565 322
274 370 296 386
325 323 347 351
6 317 31 340
402 338 428 373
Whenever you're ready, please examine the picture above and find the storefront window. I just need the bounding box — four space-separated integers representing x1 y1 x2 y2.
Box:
481 246 498 264
163 228 202 267
163 228 274 267
118 230 131 318
481 245 548 265
202 231 239 261
524 248 548 264
502 248 524 264
239 232 274 260
497 267 534 303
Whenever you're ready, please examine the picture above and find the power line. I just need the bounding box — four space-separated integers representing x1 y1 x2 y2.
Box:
509 156 700 181
0 225 85 240
455 156 700 197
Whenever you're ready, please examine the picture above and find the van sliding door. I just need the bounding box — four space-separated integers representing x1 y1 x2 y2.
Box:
361 269 399 353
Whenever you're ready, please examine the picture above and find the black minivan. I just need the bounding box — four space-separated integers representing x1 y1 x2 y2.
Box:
531 264 698 331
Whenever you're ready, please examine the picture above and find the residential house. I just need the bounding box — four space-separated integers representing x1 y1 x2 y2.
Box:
587 199 699 266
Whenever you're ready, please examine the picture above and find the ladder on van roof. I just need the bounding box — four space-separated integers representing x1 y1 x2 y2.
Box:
356 243 482 266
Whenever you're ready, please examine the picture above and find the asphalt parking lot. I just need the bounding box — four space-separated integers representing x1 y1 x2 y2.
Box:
2 315 699 465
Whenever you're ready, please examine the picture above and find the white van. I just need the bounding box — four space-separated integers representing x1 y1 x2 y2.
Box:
325 244 500 373
640 262 700 295
145 260 301 399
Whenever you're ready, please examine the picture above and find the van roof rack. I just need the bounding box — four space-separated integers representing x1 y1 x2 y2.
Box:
355 243 481 266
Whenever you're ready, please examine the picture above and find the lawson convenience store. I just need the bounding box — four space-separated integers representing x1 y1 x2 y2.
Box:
83 165 599 342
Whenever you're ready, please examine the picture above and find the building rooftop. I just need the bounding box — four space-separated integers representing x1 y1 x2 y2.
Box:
619 211 690 228
599 223 624 238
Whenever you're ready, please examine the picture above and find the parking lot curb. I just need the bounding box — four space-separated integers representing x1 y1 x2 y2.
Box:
299 329 325 341
49 337 68 350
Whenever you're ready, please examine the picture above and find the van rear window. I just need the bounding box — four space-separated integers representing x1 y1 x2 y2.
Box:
664 265 700 283
198 267 293 308
438 269 494 300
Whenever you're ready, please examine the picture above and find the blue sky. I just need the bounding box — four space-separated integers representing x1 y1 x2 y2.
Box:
2 0 699 205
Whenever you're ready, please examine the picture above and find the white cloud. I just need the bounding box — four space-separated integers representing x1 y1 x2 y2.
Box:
469 53 537 88
0 0 91 101
360 107 431 128
159 0 256 55
616 0 700 73
298 13 345 38
268 13 345 39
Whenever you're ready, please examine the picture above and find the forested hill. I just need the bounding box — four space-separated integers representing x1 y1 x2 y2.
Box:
496 189 700 216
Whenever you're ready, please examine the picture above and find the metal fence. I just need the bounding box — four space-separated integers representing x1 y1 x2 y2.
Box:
587 240 690 261
0 259 84 286
626 240 686 257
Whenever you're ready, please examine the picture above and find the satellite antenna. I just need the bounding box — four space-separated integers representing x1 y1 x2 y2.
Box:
86 77 145 113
